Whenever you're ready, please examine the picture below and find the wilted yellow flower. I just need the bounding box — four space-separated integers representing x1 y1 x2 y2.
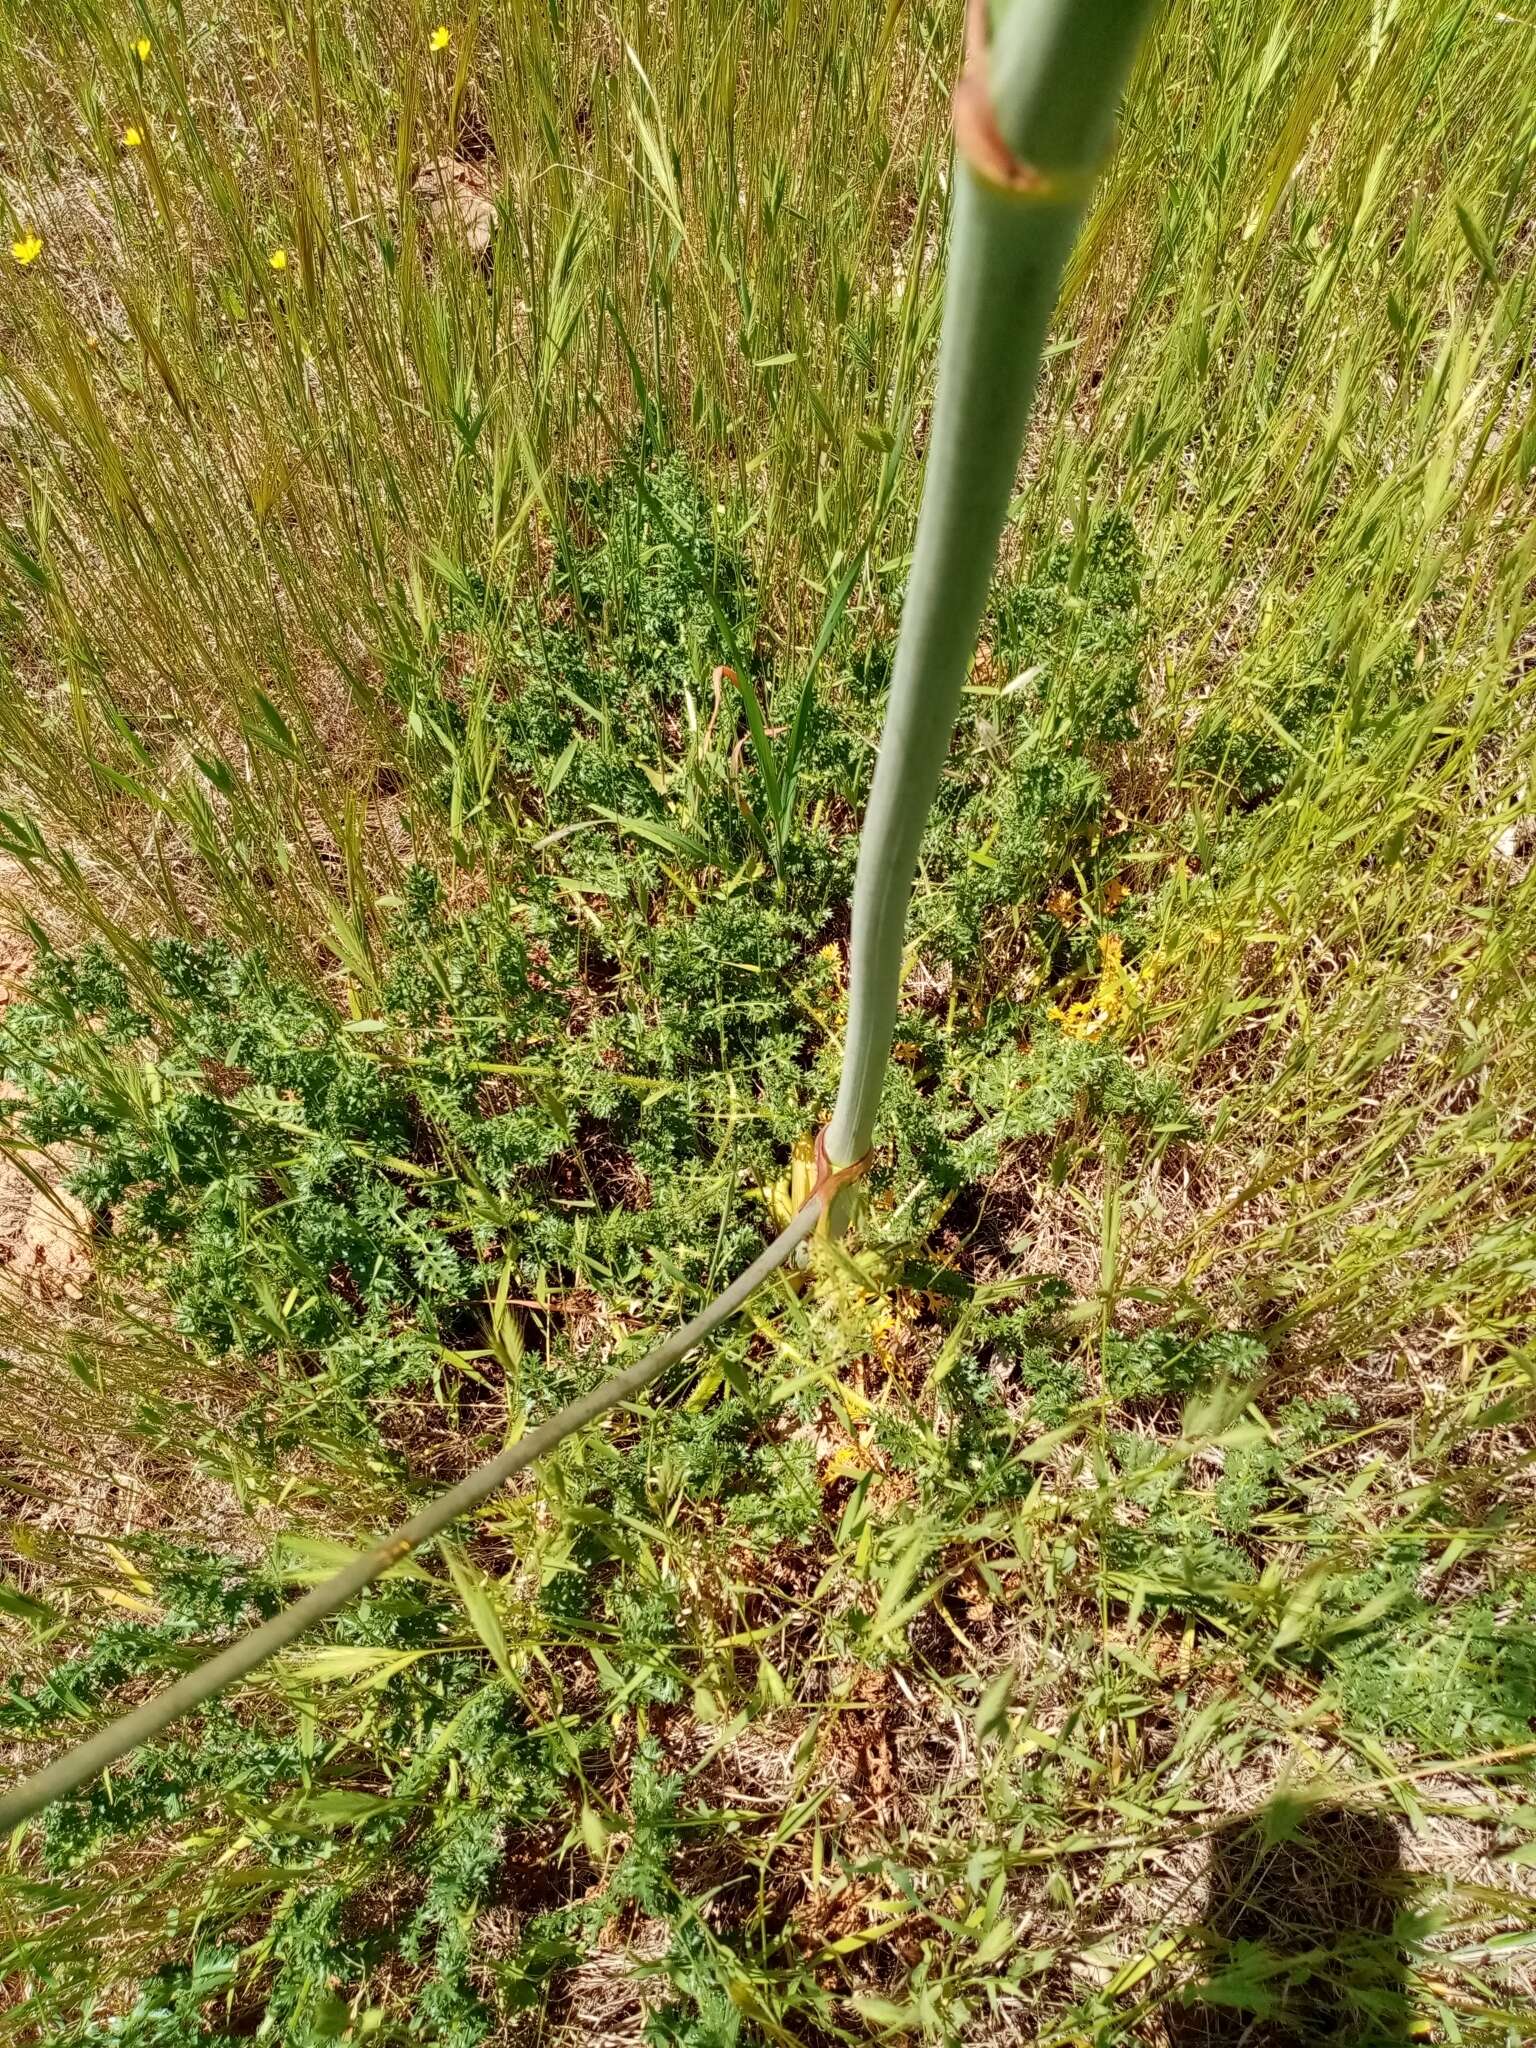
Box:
1103 876 1129 911
11 234 43 267
123 125 143 147
430 23 451 48
268 247 288 271
756 1133 817 1231
135 35 152 59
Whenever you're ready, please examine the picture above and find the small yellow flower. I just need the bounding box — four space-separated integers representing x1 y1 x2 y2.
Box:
430 23 451 48
268 247 287 271
123 125 143 147
1050 999 1105 1043
11 234 43 267
135 35 152 60
819 1439 869 1488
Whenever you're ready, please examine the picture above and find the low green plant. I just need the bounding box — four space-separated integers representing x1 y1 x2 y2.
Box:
60 1949 241 2048
1326 1576 1536 1753
1103 1324 1265 1402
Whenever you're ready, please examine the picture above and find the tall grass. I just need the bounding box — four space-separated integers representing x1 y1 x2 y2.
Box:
0 0 956 960
1 0 1528 949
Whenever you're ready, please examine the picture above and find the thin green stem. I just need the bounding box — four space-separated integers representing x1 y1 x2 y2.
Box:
0 1200 821 1834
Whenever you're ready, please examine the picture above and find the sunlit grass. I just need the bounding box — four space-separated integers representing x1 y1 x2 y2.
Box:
1 0 1534 2040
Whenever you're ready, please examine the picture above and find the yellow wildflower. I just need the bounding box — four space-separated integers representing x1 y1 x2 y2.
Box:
1050 931 1129 1042
430 23 451 48
123 125 143 147
10 234 43 266
1103 876 1129 911
1051 998 1104 1042
135 35 152 59
268 247 288 271
820 1439 869 1488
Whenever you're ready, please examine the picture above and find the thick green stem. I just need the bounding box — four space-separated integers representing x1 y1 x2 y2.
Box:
824 0 1156 1174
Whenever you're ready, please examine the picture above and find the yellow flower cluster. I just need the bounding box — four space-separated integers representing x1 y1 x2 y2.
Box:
1049 931 1164 1041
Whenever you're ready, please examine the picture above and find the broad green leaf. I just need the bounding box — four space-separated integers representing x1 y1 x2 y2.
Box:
975 1664 1016 1743
286 1647 434 1686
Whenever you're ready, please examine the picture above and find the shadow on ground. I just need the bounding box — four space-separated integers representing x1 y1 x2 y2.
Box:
1166 1801 1411 2046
